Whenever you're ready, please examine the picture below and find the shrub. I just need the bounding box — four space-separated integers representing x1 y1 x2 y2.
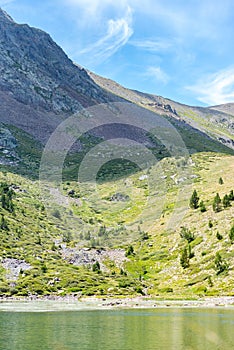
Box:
208 220 213 228
229 225 234 243
216 232 223 240
199 200 206 212
52 209 61 220
125 245 134 256
188 244 195 259
215 253 228 275
92 261 101 273
180 226 195 243
218 177 224 185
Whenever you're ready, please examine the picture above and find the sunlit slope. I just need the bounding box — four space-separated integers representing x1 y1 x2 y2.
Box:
0 152 233 297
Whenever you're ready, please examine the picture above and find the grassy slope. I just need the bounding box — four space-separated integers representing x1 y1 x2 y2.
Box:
0 152 233 298
89 71 234 150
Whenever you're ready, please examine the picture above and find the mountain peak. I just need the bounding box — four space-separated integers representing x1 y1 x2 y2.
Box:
0 7 15 23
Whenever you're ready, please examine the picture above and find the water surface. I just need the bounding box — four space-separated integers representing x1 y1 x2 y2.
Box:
0 307 233 349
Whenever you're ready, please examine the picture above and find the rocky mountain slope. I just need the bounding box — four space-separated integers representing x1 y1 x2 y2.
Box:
0 8 122 144
0 7 233 158
89 71 234 150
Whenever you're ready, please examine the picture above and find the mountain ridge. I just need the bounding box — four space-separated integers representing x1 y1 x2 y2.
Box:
0 7 124 144
0 6 233 153
88 70 234 150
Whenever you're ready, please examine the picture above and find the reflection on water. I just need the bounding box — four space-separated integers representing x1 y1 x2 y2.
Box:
0 308 233 350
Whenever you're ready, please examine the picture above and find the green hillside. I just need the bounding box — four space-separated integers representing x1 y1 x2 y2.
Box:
0 152 233 298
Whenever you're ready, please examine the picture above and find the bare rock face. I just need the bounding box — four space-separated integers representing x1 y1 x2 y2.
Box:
1 258 32 281
0 8 120 143
0 126 20 165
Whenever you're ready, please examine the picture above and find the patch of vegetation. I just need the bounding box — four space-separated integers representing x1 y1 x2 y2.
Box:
0 152 233 298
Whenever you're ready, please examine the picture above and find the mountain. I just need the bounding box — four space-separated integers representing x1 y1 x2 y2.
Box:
0 8 233 299
89 71 234 150
0 8 233 169
0 8 122 144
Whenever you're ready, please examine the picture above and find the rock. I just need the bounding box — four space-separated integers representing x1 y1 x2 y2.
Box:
61 247 128 271
110 193 130 202
0 8 122 144
139 175 148 180
2 258 32 281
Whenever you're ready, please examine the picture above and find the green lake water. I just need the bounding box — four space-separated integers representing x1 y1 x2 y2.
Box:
0 307 233 350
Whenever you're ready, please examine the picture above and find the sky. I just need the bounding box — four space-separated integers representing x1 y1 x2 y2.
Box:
1 0 234 106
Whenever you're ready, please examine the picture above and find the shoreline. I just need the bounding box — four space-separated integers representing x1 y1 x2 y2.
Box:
0 295 234 311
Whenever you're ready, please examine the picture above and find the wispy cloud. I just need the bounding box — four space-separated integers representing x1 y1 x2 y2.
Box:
144 66 170 85
63 0 129 24
187 67 234 105
0 0 15 5
80 6 133 65
130 0 234 40
130 39 172 52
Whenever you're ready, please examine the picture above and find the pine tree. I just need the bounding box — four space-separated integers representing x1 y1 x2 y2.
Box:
0 214 8 230
189 190 199 209
180 247 189 268
212 193 222 212
215 252 228 275
0 184 14 212
228 190 234 201
223 194 231 208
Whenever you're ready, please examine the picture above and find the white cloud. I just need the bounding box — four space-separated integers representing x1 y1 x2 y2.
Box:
0 0 15 5
187 67 234 105
79 6 133 64
128 0 234 41
63 0 129 22
144 66 169 85
130 39 172 52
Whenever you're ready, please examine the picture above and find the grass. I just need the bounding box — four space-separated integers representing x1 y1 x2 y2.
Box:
0 151 233 298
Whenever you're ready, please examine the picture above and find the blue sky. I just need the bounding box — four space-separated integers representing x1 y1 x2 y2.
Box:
1 0 234 106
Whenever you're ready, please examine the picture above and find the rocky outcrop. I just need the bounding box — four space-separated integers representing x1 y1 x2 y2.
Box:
110 193 130 202
1 258 32 281
61 247 128 271
0 8 122 143
0 125 19 165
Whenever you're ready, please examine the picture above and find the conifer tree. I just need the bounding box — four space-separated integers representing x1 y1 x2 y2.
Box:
189 190 199 209
228 190 234 201
180 247 189 268
223 194 231 208
212 193 222 212
0 214 8 230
